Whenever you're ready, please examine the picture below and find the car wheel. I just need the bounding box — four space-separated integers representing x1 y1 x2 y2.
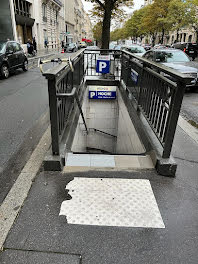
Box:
22 60 28 71
1 64 10 79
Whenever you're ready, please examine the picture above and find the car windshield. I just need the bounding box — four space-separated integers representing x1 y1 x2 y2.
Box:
128 46 146 53
156 51 190 63
69 43 74 47
0 42 6 53
114 45 121 50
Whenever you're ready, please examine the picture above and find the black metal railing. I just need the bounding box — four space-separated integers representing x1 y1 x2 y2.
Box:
84 49 121 78
43 51 85 155
121 51 193 159
43 48 192 163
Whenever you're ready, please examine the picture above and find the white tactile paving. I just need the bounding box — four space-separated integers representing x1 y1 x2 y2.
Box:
59 178 165 228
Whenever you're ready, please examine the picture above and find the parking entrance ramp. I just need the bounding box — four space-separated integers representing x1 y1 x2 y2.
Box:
41 49 193 176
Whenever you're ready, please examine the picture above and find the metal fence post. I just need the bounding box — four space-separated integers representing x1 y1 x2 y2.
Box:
162 81 186 158
47 77 60 155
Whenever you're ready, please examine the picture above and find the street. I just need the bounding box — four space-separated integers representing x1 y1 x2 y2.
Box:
0 50 80 204
181 88 198 125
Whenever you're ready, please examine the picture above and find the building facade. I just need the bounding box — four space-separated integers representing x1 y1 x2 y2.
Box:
0 0 93 49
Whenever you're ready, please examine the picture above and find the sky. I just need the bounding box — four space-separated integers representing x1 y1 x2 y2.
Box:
81 0 144 13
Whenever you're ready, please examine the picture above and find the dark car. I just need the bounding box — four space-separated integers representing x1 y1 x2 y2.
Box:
0 41 28 79
123 45 146 57
66 43 78 52
172 42 198 60
142 48 198 88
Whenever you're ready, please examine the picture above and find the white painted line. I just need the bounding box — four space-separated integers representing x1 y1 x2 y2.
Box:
0 126 51 250
60 178 165 229
178 115 198 145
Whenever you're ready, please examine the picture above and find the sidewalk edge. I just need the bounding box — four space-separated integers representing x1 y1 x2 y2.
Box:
178 115 198 145
0 126 51 251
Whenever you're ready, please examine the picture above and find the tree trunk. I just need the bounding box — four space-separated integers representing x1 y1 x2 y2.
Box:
152 33 156 47
101 4 112 49
196 30 198 44
161 28 165 44
176 29 179 42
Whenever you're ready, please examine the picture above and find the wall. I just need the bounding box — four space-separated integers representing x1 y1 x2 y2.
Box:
0 0 15 41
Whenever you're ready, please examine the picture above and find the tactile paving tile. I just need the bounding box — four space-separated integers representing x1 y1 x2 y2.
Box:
60 178 165 228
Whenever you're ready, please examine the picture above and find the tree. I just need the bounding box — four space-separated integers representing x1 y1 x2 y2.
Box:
110 28 126 42
166 0 195 42
141 4 159 46
85 0 133 49
187 0 198 43
123 7 147 42
93 22 103 46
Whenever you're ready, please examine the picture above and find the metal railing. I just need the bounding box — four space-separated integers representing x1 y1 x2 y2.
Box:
121 51 193 159
84 49 121 78
42 48 192 162
42 51 85 155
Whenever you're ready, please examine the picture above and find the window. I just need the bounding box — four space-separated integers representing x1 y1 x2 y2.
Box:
42 4 47 21
6 43 14 53
12 42 22 52
155 51 190 63
144 51 153 60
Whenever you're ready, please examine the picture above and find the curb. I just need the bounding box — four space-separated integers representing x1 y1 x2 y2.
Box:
178 115 198 145
0 126 51 250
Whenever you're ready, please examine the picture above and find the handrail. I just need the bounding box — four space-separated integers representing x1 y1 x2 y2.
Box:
122 50 194 83
57 87 88 134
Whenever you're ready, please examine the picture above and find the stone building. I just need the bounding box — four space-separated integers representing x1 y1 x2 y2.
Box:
84 13 93 41
0 0 93 49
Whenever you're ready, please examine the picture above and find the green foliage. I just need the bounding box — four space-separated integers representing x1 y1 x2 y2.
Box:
93 22 102 42
165 0 195 31
110 28 126 41
109 0 198 44
85 0 134 48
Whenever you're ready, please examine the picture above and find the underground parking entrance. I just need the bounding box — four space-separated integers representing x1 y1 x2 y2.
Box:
42 49 193 176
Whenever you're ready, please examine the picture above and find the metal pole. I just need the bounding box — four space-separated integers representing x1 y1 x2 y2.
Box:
162 81 186 158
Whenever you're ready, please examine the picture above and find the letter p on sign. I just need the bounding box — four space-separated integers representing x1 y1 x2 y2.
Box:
96 56 110 74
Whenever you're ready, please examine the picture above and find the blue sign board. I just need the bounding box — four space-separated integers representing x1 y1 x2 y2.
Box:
89 86 116 100
96 55 110 74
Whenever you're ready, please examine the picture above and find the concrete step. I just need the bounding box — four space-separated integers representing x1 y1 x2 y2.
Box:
64 153 154 172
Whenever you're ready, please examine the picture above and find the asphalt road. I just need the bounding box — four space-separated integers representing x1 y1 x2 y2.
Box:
181 87 198 125
0 50 80 204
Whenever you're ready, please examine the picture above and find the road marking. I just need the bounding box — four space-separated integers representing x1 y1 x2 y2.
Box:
60 177 165 229
178 115 198 145
0 126 51 250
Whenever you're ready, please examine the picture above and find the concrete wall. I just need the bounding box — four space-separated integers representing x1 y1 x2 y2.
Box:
0 0 15 41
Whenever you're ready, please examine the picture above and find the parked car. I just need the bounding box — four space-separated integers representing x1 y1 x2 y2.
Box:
142 44 152 51
113 45 122 58
172 42 198 60
122 45 146 57
0 41 28 79
66 43 78 52
142 48 198 89
153 44 169 49
79 42 87 48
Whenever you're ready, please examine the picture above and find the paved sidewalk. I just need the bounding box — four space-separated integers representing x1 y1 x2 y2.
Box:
0 120 198 263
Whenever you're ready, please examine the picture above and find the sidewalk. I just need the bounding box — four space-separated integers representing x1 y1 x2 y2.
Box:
0 119 198 263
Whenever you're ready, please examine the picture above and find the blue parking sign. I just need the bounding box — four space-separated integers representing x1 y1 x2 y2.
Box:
96 55 110 74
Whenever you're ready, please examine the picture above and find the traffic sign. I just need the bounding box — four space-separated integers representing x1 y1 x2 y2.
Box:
96 55 110 74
